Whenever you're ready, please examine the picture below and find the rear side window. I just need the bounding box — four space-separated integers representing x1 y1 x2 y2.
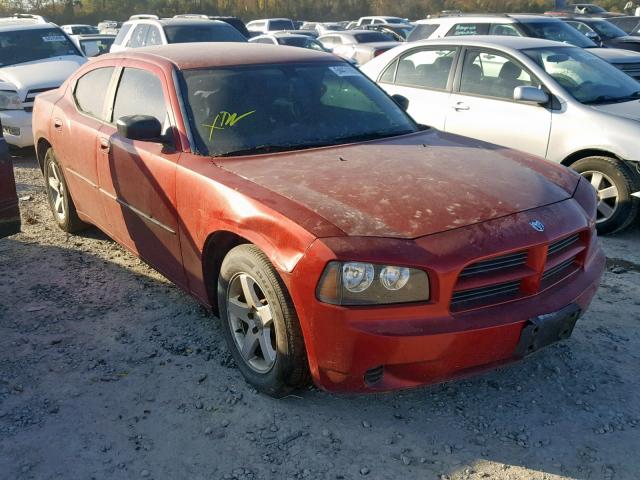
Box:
407 24 439 41
74 67 114 119
145 26 162 46
490 23 522 36
609 17 639 33
446 23 490 36
268 20 294 30
127 24 149 48
394 48 457 90
113 23 132 46
379 57 398 83
112 68 166 125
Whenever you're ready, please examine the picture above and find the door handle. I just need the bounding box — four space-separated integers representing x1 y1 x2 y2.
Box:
53 118 63 129
453 102 470 111
99 137 111 152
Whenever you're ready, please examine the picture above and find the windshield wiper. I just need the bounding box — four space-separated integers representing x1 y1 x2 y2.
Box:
213 130 416 157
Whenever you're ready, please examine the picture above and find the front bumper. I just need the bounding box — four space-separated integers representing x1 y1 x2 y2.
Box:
0 110 33 148
287 199 605 393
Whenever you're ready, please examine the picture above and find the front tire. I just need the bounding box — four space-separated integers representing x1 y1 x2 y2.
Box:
44 148 86 233
571 156 639 235
217 244 309 397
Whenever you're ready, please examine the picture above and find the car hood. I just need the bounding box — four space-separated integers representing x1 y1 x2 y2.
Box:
0 56 86 98
590 99 640 120
590 47 640 63
216 130 579 238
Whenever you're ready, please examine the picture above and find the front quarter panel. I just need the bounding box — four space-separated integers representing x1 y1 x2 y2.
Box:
176 153 344 304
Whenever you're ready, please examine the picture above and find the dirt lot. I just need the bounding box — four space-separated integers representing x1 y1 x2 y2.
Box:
1 150 639 480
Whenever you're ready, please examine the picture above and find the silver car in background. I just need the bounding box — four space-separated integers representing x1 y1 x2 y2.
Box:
318 30 400 66
362 36 640 233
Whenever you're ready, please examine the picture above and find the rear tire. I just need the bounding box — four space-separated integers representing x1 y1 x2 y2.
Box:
44 148 86 233
217 244 310 397
571 156 639 235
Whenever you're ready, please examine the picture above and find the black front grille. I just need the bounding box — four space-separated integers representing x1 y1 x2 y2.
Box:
364 366 384 386
458 251 528 278
23 87 54 111
548 233 580 256
451 280 521 309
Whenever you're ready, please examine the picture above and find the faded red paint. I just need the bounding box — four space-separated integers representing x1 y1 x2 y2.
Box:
32 44 605 393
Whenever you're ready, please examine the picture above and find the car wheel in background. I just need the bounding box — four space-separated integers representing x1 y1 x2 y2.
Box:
44 148 86 233
572 156 640 235
217 244 310 397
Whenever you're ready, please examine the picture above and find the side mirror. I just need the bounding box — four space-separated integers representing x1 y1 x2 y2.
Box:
391 94 409 111
514 86 549 105
116 115 162 142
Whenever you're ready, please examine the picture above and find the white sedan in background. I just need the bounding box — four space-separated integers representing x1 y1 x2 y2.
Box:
361 36 640 234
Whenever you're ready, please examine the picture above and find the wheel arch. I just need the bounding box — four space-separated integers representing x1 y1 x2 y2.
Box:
35 137 52 173
201 230 250 316
561 149 621 168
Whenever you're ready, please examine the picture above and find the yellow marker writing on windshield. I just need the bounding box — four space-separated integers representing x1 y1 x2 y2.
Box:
202 110 256 141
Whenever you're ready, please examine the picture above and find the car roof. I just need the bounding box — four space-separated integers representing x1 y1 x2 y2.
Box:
270 32 313 38
124 18 229 27
75 34 116 39
408 35 573 50
416 14 556 24
249 18 292 22
102 42 337 69
0 22 58 32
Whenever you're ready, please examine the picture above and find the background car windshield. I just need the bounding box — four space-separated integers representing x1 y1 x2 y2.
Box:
0 28 80 67
72 26 98 34
354 32 394 43
270 20 294 30
280 37 325 50
524 46 640 104
181 63 417 156
80 38 115 56
519 21 596 48
590 21 627 39
164 24 247 43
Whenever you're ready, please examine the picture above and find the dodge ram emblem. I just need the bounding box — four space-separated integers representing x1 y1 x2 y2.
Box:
529 220 545 232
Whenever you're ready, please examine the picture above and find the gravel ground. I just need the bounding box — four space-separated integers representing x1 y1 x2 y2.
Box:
1 150 639 480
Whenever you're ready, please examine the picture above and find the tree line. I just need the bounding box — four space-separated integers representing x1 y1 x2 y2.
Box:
0 0 630 24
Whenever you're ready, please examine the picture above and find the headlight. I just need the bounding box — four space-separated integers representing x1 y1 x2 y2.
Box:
316 261 430 305
573 175 597 226
0 90 22 111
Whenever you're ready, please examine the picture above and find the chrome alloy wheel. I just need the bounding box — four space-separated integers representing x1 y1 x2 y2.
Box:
581 170 619 224
226 273 277 373
47 162 66 221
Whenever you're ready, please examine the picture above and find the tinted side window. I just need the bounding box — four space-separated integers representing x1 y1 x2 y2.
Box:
145 26 162 46
407 24 439 41
74 67 114 119
459 50 539 100
112 68 166 125
394 48 456 90
379 57 398 83
489 23 521 36
609 17 638 33
113 23 132 46
446 23 490 36
127 24 149 48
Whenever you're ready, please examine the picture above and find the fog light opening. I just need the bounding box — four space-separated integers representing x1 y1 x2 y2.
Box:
364 365 384 386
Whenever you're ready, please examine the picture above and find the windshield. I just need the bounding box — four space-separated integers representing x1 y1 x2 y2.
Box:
164 24 247 43
519 20 597 48
354 32 394 43
523 46 640 104
269 20 294 30
180 63 417 157
279 37 326 51
0 28 81 67
589 20 627 39
80 37 115 57
71 26 98 34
